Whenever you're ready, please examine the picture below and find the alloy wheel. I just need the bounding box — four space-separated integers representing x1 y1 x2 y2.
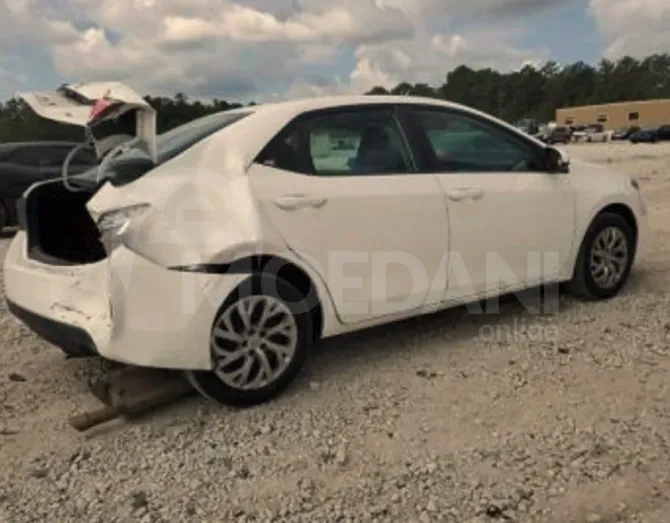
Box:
589 226 629 289
210 295 299 391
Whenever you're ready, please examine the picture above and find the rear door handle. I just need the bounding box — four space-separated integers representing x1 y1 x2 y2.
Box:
273 194 328 211
446 187 484 202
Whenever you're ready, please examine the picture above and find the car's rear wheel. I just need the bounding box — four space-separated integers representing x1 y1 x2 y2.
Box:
567 212 635 300
185 273 314 407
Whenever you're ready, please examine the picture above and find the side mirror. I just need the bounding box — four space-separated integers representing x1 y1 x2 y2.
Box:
545 146 570 173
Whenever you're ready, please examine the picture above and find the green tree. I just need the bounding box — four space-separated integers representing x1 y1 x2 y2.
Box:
3 52 670 141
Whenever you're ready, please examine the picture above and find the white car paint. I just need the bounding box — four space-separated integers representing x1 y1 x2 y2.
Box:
4 90 651 389
585 129 613 143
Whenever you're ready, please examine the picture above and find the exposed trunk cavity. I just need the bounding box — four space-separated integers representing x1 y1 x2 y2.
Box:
25 182 106 265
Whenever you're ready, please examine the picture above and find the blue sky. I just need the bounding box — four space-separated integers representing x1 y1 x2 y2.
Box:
0 0 666 103
521 2 603 65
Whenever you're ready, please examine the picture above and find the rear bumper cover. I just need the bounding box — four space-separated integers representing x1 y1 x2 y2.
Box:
4 231 249 370
7 300 97 357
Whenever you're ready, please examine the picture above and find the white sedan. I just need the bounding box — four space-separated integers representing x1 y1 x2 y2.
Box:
4 83 650 406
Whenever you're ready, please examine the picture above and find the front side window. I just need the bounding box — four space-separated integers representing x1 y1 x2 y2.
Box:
259 108 413 176
409 108 538 172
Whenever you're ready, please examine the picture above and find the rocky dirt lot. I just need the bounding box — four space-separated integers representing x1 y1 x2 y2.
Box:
1 142 670 523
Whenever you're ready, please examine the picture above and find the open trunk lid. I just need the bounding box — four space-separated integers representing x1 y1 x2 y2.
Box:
19 82 157 163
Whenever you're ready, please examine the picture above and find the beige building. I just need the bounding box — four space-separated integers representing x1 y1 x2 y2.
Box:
555 99 670 130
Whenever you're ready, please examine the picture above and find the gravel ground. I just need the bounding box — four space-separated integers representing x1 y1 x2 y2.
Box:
2 142 670 523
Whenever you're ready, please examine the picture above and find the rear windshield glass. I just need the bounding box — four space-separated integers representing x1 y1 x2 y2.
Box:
154 110 251 161
80 109 252 186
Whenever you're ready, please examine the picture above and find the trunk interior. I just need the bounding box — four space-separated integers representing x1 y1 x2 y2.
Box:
26 182 107 265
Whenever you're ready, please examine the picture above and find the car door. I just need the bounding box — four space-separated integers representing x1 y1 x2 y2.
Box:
400 105 576 302
248 105 450 324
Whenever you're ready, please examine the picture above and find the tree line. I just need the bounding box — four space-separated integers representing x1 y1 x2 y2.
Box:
1 53 669 142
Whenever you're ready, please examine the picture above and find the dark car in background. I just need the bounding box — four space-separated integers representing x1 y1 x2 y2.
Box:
612 125 641 140
657 124 670 140
0 142 97 232
629 125 669 144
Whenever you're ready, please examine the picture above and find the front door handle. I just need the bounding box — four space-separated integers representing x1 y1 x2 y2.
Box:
273 194 328 211
446 187 484 202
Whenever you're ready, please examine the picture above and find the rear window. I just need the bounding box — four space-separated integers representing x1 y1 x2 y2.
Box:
155 110 252 162
82 109 252 186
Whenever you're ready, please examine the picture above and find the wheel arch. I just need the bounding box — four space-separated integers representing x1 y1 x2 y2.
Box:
239 254 325 343
181 253 327 343
567 201 638 280
596 203 638 250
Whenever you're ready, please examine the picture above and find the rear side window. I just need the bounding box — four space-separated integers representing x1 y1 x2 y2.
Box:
257 108 413 176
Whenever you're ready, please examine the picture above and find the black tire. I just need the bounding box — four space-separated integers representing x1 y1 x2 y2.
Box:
567 212 635 300
185 273 314 407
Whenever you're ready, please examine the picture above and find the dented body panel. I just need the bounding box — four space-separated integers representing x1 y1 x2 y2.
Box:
4 231 248 369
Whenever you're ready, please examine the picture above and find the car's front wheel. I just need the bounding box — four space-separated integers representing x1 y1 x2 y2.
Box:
185 274 314 407
568 212 635 300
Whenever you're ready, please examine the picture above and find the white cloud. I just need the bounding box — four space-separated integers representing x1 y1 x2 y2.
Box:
347 26 549 92
590 0 670 59
1 0 659 102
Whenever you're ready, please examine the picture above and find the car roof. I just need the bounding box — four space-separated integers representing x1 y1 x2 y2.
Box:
230 94 543 144
248 94 484 116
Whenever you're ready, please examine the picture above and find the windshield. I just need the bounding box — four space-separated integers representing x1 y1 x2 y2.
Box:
76 109 253 187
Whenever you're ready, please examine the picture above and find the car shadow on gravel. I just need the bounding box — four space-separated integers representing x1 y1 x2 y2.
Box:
297 268 650 388
299 284 573 382
51 272 653 429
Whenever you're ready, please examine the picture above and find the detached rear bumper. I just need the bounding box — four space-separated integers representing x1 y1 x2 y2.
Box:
4 232 249 370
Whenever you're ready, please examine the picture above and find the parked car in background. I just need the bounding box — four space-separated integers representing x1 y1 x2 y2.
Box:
570 125 588 142
628 125 670 143
545 125 571 144
612 125 640 140
584 124 611 142
0 141 98 232
656 124 670 140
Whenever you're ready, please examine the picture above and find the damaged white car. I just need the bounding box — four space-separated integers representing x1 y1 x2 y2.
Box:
5 82 650 406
